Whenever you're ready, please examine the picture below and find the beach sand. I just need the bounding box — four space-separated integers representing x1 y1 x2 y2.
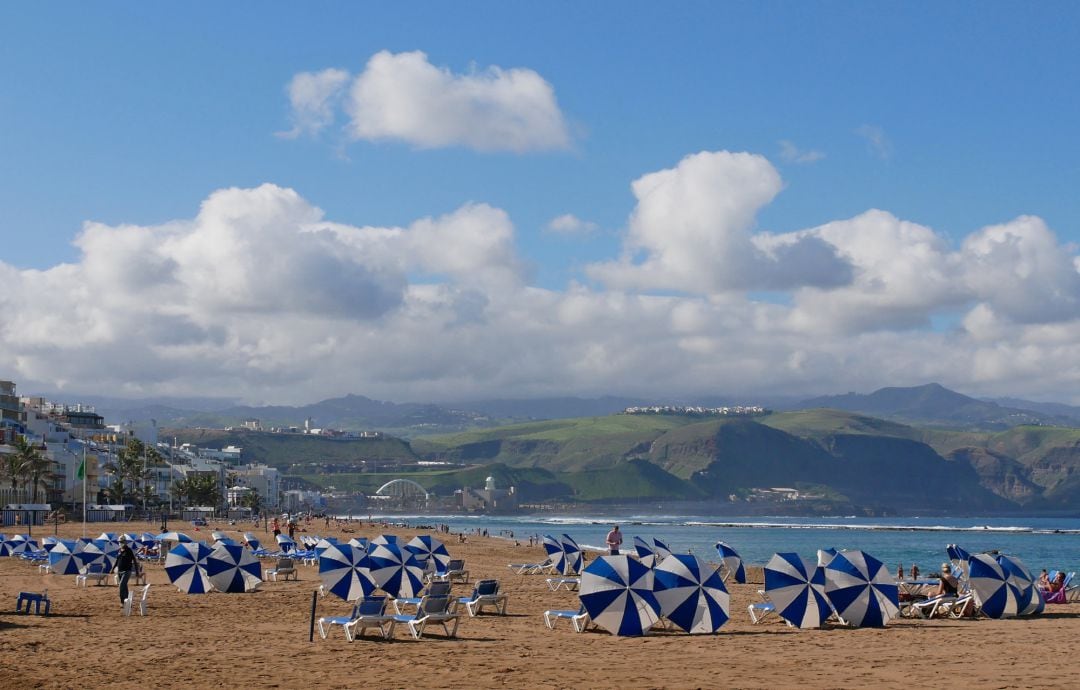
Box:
2 519 1078 689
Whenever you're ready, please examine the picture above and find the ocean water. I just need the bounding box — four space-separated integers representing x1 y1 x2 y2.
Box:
361 513 1080 575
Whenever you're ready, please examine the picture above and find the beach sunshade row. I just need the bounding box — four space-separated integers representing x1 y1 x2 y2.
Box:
580 555 661 636
764 552 831 629
653 554 730 634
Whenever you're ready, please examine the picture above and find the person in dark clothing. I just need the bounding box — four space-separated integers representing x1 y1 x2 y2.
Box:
113 537 141 606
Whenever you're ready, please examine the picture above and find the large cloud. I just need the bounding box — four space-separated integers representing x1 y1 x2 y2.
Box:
280 51 571 152
5 151 1080 405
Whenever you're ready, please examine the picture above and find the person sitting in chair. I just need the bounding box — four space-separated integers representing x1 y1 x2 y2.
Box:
930 563 959 598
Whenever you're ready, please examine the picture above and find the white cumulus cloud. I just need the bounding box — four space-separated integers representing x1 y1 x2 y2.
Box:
277 68 351 138
545 214 598 235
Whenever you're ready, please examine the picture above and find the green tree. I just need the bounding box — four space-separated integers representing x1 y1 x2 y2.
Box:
15 436 53 503
1 445 28 499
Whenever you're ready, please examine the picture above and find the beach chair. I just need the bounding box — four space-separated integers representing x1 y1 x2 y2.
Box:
123 584 151 617
902 594 957 619
267 557 298 581
387 595 461 640
318 596 390 641
546 576 580 591
459 579 508 617
430 559 469 584
75 563 109 587
543 604 590 632
393 581 452 614
508 558 557 575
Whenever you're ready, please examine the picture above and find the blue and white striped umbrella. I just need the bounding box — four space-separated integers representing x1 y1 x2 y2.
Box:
211 530 229 542
542 535 568 574
823 550 899 627
633 537 672 568
138 533 159 548
275 534 296 553
347 537 369 551
654 554 729 634
205 543 263 593
764 552 831 629
0 538 36 557
319 543 374 602
946 543 972 581
968 553 1021 619
165 542 214 594
715 542 746 583
633 536 655 560
213 536 238 548
405 535 452 571
371 534 399 546
580 555 661 636
560 534 583 575
97 532 120 542
41 536 60 552
996 554 1041 616
47 539 82 575
362 543 425 599
76 539 118 572
159 531 193 544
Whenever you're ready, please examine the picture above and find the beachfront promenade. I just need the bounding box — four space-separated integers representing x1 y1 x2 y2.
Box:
2 521 1078 689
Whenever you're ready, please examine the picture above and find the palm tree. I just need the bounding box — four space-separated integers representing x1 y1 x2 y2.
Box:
1 449 28 501
15 437 53 503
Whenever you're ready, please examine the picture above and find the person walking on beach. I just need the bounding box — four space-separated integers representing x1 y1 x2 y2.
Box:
605 525 623 555
113 536 141 608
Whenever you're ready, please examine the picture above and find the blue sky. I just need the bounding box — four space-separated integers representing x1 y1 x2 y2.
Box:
2 4 1080 405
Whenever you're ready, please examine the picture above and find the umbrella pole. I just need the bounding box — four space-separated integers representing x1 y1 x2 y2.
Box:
308 590 317 642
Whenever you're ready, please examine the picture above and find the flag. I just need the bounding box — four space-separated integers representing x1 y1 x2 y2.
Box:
77 457 85 480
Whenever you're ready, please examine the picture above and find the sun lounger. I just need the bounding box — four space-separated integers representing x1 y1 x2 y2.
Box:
459 579 508 617
318 596 392 641
508 559 557 575
267 557 298 581
902 594 957 619
75 563 109 587
387 595 461 640
546 576 580 591
393 581 452 614
430 559 469 584
543 605 590 632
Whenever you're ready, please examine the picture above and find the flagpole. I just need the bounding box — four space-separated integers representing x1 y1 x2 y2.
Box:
81 443 87 538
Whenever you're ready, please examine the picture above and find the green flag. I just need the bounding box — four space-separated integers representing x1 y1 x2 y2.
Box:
77 457 85 480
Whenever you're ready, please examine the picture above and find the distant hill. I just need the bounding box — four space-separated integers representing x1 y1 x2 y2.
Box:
801 383 1068 429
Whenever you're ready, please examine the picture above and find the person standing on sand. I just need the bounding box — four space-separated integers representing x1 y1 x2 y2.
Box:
113 536 141 608
605 525 623 555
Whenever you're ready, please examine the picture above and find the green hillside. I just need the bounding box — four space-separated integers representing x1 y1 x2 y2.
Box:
166 428 420 470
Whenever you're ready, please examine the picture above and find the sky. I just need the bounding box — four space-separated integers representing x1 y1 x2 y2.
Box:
2 3 1080 406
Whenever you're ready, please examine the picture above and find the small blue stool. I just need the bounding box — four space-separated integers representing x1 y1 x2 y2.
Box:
16 591 51 616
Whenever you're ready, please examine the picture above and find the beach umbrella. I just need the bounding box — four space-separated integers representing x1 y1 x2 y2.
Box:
41 536 60 552
165 542 214 594
205 543 263 593
560 534 583 575
823 550 900 627
764 552 831 629
76 539 118 572
275 534 296 553
213 536 238 548
405 535 452 572
968 554 1021 619
715 542 746 584
579 555 661 636
319 543 374 602
995 554 1041 616
633 536 655 560
371 534 399 546
97 532 120 542
47 539 82 575
362 543 425 599
0 538 30 557
347 537 369 551
158 531 193 544
653 554 729 634
211 530 228 542
138 533 159 548
542 535 568 574
967 553 1021 619
652 538 673 559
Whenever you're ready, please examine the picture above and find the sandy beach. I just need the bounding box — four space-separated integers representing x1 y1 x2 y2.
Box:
1 519 1078 690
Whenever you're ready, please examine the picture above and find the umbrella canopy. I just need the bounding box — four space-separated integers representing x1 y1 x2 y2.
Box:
97 532 120 542
211 530 228 542
319 543 374 602
205 544 263 593
165 542 214 594
158 531 193 544
362 543 425 599
715 542 746 583
213 536 238 548
946 544 972 581
542 535 567 574
347 537 369 551
275 534 296 553
654 554 729 634
764 552 831 629
560 534 583 575
633 536 655 559
579 555 661 636
76 539 118 572
371 534 399 546
0 538 37 557
632 537 671 569
996 554 1041 616
41 536 60 552
405 535 452 571
138 533 159 548
47 539 82 575
968 553 1021 619
823 550 899 627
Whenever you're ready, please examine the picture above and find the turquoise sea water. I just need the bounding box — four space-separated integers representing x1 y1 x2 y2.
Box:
362 513 1080 575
